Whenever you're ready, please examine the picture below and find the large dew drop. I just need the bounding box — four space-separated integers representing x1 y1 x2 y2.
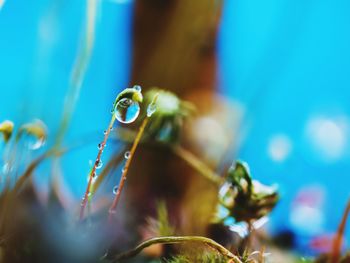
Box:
114 98 140 124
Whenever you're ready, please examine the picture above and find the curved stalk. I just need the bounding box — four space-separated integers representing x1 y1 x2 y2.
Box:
112 236 242 263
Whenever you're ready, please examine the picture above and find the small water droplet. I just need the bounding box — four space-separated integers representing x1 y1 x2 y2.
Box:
19 133 45 150
147 103 157 117
113 186 119 195
97 143 103 150
133 85 142 92
103 130 107 135
95 159 103 169
124 151 130 159
2 162 11 174
114 98 140 124
91 175 98 184
121 167 126 173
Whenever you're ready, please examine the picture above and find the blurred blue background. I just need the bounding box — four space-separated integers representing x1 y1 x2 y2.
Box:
1 0 349 254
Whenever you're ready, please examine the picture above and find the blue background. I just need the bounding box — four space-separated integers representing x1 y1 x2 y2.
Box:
1 0 350 252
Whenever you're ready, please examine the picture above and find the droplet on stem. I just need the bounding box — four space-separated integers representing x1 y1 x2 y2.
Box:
147 103 157 117
113 186 119 195
124 151 130 159
114 98 140 124
95 159 103 169
133 85 142 92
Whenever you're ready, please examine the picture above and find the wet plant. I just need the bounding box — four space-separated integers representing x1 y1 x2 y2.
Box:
2 86 350 263
80 85 143 220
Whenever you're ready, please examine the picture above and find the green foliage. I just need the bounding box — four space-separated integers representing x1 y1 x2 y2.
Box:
216 160 279 223
165 252 228 263
145 201 175 237
142 88 194 144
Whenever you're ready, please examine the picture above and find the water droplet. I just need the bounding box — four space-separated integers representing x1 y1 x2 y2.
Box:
29 136 45 150
113 186 119 195
133 85 142 92
97 143 103 150
2 162 11 174
91 175 98 184
95 159 103 169
103 130 107 135
114 98 140 124
124 151 130 159
147 103 157 117
17 119 47 150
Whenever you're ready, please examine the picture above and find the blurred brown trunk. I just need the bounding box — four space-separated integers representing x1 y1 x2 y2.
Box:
131 0 221 96
125 0 223 238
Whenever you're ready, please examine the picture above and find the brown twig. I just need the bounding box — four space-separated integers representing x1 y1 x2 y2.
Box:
108 117 149 222
331 198 350 263
111 236 242 263
171 145 223 185
80 116 116 220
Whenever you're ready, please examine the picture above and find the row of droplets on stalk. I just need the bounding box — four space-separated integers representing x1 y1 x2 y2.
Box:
88 85 157 197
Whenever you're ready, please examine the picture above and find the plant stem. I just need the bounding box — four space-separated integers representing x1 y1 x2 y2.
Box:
80 115 116 220
108 117 149 222
55 0 97 147
112 236 242 263
331 198 350 263
172 145 223 186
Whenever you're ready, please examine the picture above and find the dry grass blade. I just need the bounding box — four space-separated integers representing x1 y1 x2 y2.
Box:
331 198 350 263
171 145 223 185
13 149 64 193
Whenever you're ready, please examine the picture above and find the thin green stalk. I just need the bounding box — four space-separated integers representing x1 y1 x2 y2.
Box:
172 145 223 185
80 115 116 220
112 236 242 263
55 0 97 147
